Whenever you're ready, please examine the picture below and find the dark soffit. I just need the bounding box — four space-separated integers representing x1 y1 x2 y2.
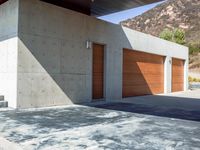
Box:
41 0 163 16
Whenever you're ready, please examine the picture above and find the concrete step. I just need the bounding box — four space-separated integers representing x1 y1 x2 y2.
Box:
0 101 8 108
0 96 4 101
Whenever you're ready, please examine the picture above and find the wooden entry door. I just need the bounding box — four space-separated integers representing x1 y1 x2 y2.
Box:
172 58 184 92
123 49 164 97
92 43 104 99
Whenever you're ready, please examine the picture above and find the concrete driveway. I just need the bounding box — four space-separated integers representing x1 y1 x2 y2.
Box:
0 90 200 150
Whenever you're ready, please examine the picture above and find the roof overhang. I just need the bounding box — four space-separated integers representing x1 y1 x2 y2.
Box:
0 0 162 16
41 0 163 16
0 0 7 5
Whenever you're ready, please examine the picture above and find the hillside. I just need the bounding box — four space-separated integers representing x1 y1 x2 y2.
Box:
121 0 200 74
121 0 200 43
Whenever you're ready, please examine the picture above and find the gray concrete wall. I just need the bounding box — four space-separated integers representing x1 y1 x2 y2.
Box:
16 0 188 108
0 0 18 108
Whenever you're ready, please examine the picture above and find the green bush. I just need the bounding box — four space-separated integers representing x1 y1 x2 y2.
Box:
193 78 198 82
188 42 200 55
173 28 186 45
188 76 193 82
188 76 200 83
159 28 173 41
159 28 186 45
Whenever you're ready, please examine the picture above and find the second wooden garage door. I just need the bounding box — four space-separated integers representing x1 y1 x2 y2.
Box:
123 49 164 97
172 58 184 92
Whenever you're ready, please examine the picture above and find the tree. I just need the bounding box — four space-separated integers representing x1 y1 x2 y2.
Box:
159 28 186 45
188 42 200 55
159 28 173 41
173 28 186 45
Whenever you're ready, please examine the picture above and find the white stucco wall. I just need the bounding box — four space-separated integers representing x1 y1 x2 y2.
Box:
0 0 18 108
15 0 188 108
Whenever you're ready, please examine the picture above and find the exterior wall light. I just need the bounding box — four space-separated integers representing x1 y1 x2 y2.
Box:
86 40 92 49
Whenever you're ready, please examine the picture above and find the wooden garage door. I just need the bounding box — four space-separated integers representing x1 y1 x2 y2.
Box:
172 58 184 92
92 43 104 99
123 49 164 97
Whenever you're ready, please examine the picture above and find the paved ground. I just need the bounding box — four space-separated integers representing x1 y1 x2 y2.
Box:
120 89 200 111
0 90 200 150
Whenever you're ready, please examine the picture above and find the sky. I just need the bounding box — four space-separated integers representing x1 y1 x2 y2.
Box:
98 1 165 24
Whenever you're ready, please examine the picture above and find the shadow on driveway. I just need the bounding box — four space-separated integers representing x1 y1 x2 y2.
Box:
90 95 200 122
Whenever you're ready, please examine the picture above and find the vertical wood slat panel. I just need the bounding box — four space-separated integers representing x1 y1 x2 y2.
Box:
92 43 104 99
172 58 184 92
123 49 164 97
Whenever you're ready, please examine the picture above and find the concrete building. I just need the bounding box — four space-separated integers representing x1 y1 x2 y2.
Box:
0 0 188 109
